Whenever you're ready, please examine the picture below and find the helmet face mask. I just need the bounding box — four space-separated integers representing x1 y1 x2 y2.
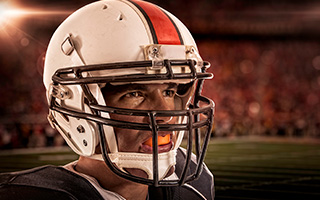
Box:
44 0 215 187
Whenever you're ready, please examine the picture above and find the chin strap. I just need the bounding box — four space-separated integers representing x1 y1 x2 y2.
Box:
89 149 177 180
90 122 185 180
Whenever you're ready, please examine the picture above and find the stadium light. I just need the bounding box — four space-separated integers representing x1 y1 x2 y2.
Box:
0 1 72 28
0 1 25 27
0 1 10 26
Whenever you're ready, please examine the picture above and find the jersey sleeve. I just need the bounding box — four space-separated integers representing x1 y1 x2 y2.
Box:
0 166 104 200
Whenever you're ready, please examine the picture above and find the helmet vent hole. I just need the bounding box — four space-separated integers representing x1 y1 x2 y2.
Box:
77 125 85 133
118 13 124 21
102 4 108 10
83 139 88 146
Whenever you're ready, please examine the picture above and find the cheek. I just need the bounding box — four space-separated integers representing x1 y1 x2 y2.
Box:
115 128 149 152
165 98 176 110
109 114 145 152
109 113 146 123
115 128 137 152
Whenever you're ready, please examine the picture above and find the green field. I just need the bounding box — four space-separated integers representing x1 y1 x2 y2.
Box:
1 137 320 200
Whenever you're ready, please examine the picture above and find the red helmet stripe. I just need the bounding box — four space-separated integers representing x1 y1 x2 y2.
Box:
130 0 183 45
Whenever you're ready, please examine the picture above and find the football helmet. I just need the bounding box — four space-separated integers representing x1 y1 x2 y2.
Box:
43 0 214 186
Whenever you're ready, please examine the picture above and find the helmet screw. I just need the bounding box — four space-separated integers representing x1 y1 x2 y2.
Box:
83 139 87 146
149 46 159 59
77 125 85 133
60 92 64 98
152 47 158 53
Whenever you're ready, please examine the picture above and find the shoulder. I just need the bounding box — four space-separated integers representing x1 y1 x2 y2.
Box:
0 165 103 200
175 147 215 200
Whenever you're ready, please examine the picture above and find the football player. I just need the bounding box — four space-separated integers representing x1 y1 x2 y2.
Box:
0 0 215 199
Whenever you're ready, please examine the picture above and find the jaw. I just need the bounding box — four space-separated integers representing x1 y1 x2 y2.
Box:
124 165 175 180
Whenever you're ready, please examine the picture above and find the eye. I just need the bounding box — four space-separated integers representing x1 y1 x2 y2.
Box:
124 91 143 98
163 90 176 97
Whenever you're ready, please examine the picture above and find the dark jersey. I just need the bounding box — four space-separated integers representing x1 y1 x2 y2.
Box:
0 148 214 200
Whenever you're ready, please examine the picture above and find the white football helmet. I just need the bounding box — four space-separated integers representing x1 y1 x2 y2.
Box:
43 0 214 186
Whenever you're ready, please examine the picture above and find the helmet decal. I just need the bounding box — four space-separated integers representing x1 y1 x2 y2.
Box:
129 0 184 45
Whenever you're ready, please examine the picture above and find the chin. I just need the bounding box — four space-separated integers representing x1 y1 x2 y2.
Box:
125 168 149 179
124 166 175 180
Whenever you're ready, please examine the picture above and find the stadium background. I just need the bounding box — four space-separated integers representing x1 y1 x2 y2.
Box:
0 0 319 199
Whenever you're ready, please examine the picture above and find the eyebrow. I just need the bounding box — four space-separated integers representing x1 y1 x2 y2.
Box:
103 83 178 95
125 83 178 90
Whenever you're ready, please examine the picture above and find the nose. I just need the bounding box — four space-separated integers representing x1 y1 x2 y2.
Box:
151 89 173 109
148 90 175 124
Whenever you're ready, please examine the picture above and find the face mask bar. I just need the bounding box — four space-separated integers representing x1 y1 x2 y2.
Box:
49 87 214 186
48 59 215 186
96 94 213 186
51 59 212 85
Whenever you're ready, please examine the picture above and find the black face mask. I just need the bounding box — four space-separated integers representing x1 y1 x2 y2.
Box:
48 59 214 186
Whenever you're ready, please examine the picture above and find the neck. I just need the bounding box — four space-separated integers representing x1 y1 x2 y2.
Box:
75 156 148 200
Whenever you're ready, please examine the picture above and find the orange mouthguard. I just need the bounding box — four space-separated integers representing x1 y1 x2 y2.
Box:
143 135 170 147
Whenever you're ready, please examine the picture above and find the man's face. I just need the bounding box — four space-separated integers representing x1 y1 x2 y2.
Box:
102 83 179 178
102 83 178 164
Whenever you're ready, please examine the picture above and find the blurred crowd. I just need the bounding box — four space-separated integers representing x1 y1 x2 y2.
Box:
199 40 320 138
0 123 64 149
0 39 319 149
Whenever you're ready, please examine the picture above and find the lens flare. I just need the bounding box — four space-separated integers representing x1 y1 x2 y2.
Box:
0 1 72 28
0 1 10 26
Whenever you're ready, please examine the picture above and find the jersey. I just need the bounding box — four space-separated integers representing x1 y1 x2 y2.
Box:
0 148 214 200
